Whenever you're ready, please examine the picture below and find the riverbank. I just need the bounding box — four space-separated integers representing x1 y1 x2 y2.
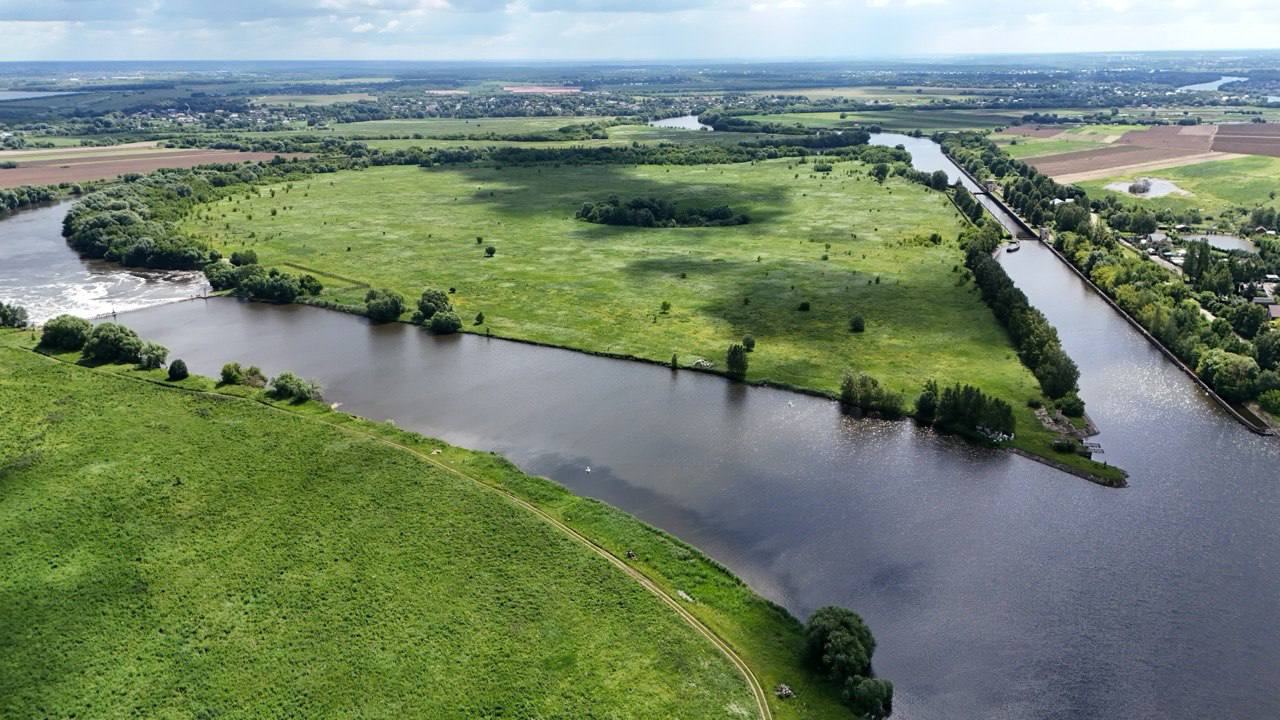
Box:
0 328 862 720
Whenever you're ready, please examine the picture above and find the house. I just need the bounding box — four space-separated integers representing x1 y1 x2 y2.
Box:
1252 296 1276 306
1271 306 1280 320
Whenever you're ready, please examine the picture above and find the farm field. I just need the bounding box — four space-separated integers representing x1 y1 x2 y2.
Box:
746 85 977 103
992 134 1107 159
181 160 1101 473
0 333 858 720
738 108 1016 131
1076 154 1280 215
0 146 302 188
361 124 771 151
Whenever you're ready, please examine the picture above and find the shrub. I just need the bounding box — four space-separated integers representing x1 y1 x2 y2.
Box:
726 343 748 381
167 359 189 381
844 677 894 720
269 372 321 403
474 312 485 325
417 288 452 321
429 311 462 335
220 362 244 385
39 314 92 351
364 288 406 323
850 315 865 333
797 301 811 312
1052 438 1078 453
485 245 496 257
243 365 267 388
742 335 755 352
0 301 28 328
229 249 258 266
1057 394 1085 418
81 323 143 365
137 341 169 370
1259 389 1280 415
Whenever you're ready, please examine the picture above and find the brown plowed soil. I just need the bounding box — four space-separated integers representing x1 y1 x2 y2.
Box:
1027 145 1196 177
0 150 307 188
1118 125 1217 151
1212 123 1280 157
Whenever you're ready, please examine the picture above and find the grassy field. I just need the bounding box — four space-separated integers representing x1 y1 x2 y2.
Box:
181 159 1120 479
0 331 865 719
739 109 1017 132
1076 154 1280 215
992 134 1108 159
361 124 766 151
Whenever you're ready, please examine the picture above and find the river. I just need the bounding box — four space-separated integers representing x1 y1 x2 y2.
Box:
1177 75 1248 92
0 200 208 323
2 144 1278 719
649 114 713 131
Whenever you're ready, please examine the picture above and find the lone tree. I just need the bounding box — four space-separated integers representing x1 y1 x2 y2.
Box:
429 311 463 335
137 342 169 370
167 359 189 381
364 288 406 323
485 245 496 257
726 343 748 381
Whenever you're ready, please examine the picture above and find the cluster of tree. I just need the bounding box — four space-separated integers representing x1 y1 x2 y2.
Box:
1 184 61 217
413 288 462 334
268 371 322 403
0 301 29 328
1055 228 1279 404
37 316 185 375
804 607 893 720
738 128 870 149
204 261 323 304
696 112 812 135
576 196 749 228
917 380 1016 441
839 372 906 419
951 185 985 224
963 226 1082 400
940 132 1087 227
62 157 322 270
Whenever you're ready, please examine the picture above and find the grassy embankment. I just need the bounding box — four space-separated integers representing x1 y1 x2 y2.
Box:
0 329 861 719
181 159 1122 482
1077 154 1280 216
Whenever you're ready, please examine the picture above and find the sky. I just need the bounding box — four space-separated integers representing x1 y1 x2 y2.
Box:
1 0 1278 61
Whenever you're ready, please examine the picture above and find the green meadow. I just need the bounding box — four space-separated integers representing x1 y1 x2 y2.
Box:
182 159 1120 479
0 332 861 719
1077 154 1280 216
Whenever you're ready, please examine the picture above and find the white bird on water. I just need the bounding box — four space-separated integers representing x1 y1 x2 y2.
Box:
585 466 592 473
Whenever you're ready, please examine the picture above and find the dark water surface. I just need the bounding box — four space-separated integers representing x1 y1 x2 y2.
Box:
5 153 1280 718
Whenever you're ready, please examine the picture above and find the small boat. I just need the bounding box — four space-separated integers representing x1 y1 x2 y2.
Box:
1006 241 1021 253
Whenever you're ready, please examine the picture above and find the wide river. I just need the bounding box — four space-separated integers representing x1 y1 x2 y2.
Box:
2 142 1277 719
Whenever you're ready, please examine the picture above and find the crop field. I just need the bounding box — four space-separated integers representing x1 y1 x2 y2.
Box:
0 146 303 188
0 334 863 719
746 85 977 103
361 124 777 151
992 133 1107 159
1211 123 1280 157
1076 154 1280 215
181 159 1103 470
739 108 1016 131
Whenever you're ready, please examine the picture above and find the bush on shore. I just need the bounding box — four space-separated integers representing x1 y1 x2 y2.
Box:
39 315 92 352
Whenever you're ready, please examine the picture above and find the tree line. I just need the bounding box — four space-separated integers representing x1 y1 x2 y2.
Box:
576 196 748 228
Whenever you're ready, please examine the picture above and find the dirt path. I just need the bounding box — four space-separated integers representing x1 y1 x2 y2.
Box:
32 347 775 720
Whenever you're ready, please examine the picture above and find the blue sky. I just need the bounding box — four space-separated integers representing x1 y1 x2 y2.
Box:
1 0 1277 60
